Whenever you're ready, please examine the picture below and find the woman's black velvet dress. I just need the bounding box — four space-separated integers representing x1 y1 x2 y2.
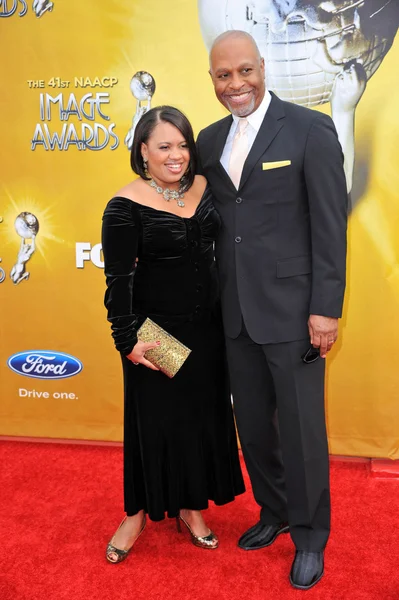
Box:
102 188 244 520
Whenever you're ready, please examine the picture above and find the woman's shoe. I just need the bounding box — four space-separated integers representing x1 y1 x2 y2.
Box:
105 515 146 564
176 513 219 549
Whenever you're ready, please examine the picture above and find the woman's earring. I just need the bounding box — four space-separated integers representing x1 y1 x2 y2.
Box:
143 158 150 178
179 170 188 189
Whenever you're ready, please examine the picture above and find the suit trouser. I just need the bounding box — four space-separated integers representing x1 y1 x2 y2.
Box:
225 324 330 552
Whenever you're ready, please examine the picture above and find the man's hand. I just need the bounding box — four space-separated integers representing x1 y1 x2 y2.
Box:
308 315 338 359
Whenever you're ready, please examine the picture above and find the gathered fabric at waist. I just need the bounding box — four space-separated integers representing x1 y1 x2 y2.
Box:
134 306 217 331
132 252 219 322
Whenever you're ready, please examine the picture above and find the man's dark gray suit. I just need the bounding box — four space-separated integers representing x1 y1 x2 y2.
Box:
197 92 347 552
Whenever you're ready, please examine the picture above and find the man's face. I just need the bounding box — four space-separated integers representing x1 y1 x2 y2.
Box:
209 37 266 117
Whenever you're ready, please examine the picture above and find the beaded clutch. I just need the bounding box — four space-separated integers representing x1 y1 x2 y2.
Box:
137 318 191 378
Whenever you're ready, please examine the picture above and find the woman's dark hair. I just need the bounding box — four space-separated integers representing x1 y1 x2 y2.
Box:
130 105 197 193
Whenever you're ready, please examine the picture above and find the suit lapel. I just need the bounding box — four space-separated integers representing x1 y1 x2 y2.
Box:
210 115 236 194
239 93 286 191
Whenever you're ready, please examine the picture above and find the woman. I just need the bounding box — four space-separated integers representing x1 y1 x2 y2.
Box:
102 106 244 564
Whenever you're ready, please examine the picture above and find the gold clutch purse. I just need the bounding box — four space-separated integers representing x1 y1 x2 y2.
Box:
137 318 191 378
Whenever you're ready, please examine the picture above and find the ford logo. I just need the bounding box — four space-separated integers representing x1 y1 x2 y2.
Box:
7 351 83 380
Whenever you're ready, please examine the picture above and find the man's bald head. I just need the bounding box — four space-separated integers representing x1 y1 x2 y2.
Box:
209 30 261 70
208 30 266 117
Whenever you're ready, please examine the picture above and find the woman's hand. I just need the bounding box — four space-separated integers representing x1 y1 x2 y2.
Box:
126 340 161 370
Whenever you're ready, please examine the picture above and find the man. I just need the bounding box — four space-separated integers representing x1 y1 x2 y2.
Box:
197 31 347 590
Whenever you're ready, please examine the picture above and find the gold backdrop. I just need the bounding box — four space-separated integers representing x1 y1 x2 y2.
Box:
0 1 398 458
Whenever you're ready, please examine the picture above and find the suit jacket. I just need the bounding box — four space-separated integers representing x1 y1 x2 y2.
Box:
197 92 348 344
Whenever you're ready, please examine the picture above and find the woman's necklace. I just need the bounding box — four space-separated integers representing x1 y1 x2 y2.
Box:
148 178 185 208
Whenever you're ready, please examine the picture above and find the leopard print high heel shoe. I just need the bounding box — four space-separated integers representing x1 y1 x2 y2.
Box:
106 515 146 564
176 513 218 549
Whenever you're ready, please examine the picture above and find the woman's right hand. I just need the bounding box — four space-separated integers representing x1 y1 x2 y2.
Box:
126 340 161 370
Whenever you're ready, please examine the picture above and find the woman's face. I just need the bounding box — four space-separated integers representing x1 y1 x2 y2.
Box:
141 121 190 187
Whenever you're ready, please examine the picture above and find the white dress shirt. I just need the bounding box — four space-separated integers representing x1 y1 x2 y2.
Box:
220 90 272 175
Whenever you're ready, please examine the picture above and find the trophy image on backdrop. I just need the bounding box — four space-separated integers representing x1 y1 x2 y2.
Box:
124 71 156 150
198 0 399 202
32 0 53 17
10 212 39 285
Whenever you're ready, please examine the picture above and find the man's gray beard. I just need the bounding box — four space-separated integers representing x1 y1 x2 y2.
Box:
226 94 256 117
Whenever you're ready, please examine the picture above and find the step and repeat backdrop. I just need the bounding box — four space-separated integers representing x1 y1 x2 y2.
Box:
1 1 398 457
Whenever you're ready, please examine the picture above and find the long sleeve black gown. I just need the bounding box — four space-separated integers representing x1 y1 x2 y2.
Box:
102 187 245 520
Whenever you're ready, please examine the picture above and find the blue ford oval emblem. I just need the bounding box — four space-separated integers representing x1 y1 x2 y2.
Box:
7 350 83 380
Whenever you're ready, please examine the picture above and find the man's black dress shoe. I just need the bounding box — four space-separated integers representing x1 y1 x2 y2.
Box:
238 521 289 550
289 550 324 590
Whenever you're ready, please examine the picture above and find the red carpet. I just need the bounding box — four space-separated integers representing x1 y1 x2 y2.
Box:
1 441 399 600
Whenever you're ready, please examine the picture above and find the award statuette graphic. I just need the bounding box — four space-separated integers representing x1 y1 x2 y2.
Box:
125 71 156 150
10 212 39 285
198 0 399 198
32 0 53 17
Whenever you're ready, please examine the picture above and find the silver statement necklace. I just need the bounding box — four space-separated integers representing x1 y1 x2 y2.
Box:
148 178 185 208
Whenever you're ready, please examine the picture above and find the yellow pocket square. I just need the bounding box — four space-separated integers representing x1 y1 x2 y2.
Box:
262 160 291 171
